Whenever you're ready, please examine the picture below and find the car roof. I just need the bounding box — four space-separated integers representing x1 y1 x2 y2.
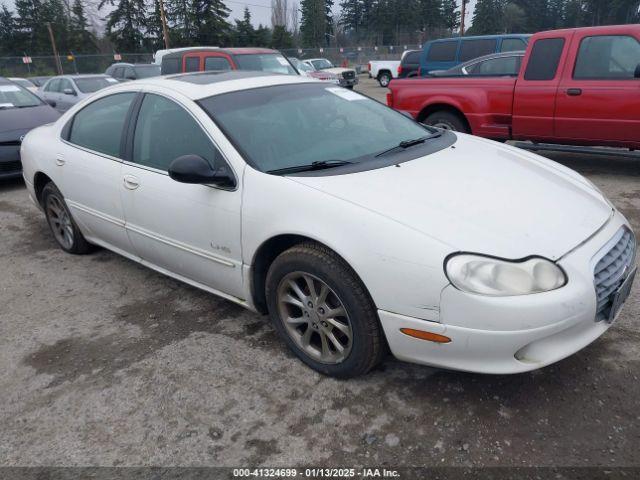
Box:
50 74 111 80
96 71 316 100
427 34 531 44
161 47 280 59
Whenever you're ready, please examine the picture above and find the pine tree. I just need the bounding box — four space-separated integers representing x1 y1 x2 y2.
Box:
254 23 272 46
300 0 330 46
191 0 231 46
440 0 460 33
0 5 18 55
469 0 504 35
271 24 294 47
99 0 148 52
69 0 97 53
339 0 363 35
164 0 194 45
233 7 255 46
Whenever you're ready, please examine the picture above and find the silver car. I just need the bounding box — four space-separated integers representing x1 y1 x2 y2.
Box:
39 75 118 112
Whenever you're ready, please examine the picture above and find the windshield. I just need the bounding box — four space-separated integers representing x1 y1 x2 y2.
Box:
291 58 313 73
135 65 161 78
199 83 432 173
10 78 35 89
74 77 115 93
234 54 298 75
312 59 333 70
0 84 41 108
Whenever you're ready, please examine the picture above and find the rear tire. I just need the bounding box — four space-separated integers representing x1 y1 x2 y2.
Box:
42 182 92 254
423 110 469 133
378 71 392 87
266 242 384 378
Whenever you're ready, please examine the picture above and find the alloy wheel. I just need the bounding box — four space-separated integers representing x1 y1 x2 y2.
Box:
276 272 353 364
46 194 74 250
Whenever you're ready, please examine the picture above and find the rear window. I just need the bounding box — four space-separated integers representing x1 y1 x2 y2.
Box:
135 65 161 78
459 39 497 62
185 57 200 72
524 38 565 81
403 51 421 64
74 77 115 93
162 58 180 74
500 38 527 52
427 41 458 62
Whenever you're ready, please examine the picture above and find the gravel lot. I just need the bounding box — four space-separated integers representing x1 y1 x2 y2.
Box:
1 76 639 468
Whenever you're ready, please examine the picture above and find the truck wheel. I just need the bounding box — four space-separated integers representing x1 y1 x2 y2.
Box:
378 71 392 87
424 111 469 133
265 242 384 378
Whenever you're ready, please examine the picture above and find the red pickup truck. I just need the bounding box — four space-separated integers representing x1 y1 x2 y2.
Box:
388 25 640 149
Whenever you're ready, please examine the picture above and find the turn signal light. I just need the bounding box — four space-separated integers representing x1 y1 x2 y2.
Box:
400 328 451 343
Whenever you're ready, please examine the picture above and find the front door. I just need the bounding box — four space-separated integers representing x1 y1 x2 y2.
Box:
120 92 244 299
555 31 640 147
60 92 137 255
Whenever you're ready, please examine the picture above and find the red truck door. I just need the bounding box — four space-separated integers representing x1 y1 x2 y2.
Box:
555 27 640 147
512 34 571 140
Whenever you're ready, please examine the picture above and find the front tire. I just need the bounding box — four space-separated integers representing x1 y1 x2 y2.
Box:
266 243 384 378
42 182 92 254
423 110 469 133
378 71 392 87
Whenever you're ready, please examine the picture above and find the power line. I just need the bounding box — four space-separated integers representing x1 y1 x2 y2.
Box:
226 0 274 9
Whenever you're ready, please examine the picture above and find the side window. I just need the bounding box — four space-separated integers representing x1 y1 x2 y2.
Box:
132 94 221 172
500 38 527 52
404 51 421 64
68 93 135 157
459 39 497 62
45 79 60 92
574 35 640 80
524 38 565 81
59 78 73 93
427 41 458 62
162 58 180 74
474 56 521 76
113 67 124 78
185 57 200 72
204 56 232 71
123 66 136 79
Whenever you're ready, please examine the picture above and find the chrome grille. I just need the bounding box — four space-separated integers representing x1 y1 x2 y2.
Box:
342 71 355 80
594 228 636 320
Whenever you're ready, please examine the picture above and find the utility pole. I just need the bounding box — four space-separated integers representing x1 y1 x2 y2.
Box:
158 0 171 49
46 22 63 75
459 0 466 36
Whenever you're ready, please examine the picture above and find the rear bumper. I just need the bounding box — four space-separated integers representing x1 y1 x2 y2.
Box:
379 210 634 374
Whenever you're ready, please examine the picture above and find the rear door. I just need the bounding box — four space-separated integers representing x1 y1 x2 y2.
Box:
555 29 640 146
512 34 570 140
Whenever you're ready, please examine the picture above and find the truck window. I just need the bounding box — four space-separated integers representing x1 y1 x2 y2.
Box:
403 51 421 64
459 39 497 62
204 56 232 71
500 38 527 52
524 38 565 81
162 58 180 74
427 41 458 62
574 35 640 80
185 57 200 72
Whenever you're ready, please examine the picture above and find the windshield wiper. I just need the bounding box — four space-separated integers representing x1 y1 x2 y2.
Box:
267 159 353 175
375 132 442 157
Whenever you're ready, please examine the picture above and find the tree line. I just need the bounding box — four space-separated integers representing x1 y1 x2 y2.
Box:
0 0 639 56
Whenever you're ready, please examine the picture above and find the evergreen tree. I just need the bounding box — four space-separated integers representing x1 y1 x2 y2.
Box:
440 0 460 33
145 0 166 50
0 5 18 55
339 0 363 36
233 7 255 46
99 0 148 52
254 23 272 46
469 0 504 35
192 0 231 46
271 24 294 47
164 0 194 45
69 0 97 53
300 0 331 46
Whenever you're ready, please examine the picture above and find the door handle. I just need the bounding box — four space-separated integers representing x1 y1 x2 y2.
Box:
123 175 140 190
566 88 582 96
55 155 65 166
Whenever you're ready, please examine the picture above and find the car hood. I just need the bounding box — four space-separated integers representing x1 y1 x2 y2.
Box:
289 135 613 260
323 68 355 75
0 104 60 142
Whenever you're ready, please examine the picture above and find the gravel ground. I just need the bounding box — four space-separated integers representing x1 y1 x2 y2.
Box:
1 76 639 468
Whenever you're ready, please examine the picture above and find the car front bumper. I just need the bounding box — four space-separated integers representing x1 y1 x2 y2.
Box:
380 210 636 374
0 144 22 179
339 76 359 87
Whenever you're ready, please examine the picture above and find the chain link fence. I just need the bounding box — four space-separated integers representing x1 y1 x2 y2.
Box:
0 46 421 77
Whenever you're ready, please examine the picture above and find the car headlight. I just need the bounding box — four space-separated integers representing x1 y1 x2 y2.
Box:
445 254 567 296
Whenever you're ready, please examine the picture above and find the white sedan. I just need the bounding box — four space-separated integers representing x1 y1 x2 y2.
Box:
21 72 636 378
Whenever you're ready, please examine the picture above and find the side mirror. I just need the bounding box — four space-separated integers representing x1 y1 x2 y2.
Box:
635 64 640 79
63 88 76 96
168 154 235 188
45 98 57 108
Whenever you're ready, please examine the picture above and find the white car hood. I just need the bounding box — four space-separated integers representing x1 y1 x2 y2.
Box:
290 135 612 260
323 67 354 75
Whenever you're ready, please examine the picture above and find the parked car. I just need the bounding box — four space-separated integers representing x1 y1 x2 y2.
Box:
290 57 340 84
40 75 118 112
0 77 59 179
368 50 420 87
28 76 52 88
8 77 39 94
160 47 298 75
389 25 640 149
397 49 421 79
420 34 530 76
302 58 358 89
21 71 636 377
105 62 161 82
429 51 525 77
